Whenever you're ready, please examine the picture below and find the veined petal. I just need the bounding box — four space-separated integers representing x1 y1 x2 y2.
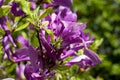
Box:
84 48 101 65
16 64 25 80
60 7 77 22
28 46 39 72
24 64 34 80
61 50 75 60
65 55 90 66
13 47 30 62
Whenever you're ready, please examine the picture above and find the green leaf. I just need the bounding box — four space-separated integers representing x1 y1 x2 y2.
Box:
90 38 103 50
39 21 49 28
56 65 70 71
17 0 31 15
6 20 12 32
30 32 39 47
15 22 29 32
43 0 53 3
27 7 40 26
0 28 5 37
39 8 52 20
111 64 120 75
55 73 62 80
53 38 62 49
0 5 11 17
44 28 55 43
30 7 40 25
26 17 35 25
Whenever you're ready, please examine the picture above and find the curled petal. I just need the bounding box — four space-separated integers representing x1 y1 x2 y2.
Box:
84 48 101 65
65 54 94 69
61 50 75 60
65 55 90 66
13 48 29 62
16 64 25 80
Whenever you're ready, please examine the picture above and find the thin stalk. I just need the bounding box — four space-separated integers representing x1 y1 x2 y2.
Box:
36 29 43 58
36 29 45 70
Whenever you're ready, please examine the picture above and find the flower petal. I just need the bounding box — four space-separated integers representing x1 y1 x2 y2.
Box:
84 48 101 65
13 47 29 62
53 0 72 7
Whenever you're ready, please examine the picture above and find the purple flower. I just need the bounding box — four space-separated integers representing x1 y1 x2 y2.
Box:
43 0 72 8
65 48 101 69
84 48 101 65
23 46 55 80
0 16 16 61
53 0 72 7
0 0 101 79
43 7 90 52
60 50 75 60
10 2 24 16
13 47 30 62
65 55 93 69
30 1 36 10
24 64 36 80
16 35 29 48
40 33 57 62
24 64 52 80
16 64 25 80
0 17 16 46
44 7 77 39
2 36 12 61
41 6 101 70
61 22 87 47
28 46 43 72
60 7 77 22
0 0 5 7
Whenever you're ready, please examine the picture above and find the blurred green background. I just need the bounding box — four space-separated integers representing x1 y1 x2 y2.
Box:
72 0 120 80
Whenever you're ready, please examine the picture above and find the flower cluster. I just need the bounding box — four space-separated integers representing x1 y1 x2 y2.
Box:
0 0 101 80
